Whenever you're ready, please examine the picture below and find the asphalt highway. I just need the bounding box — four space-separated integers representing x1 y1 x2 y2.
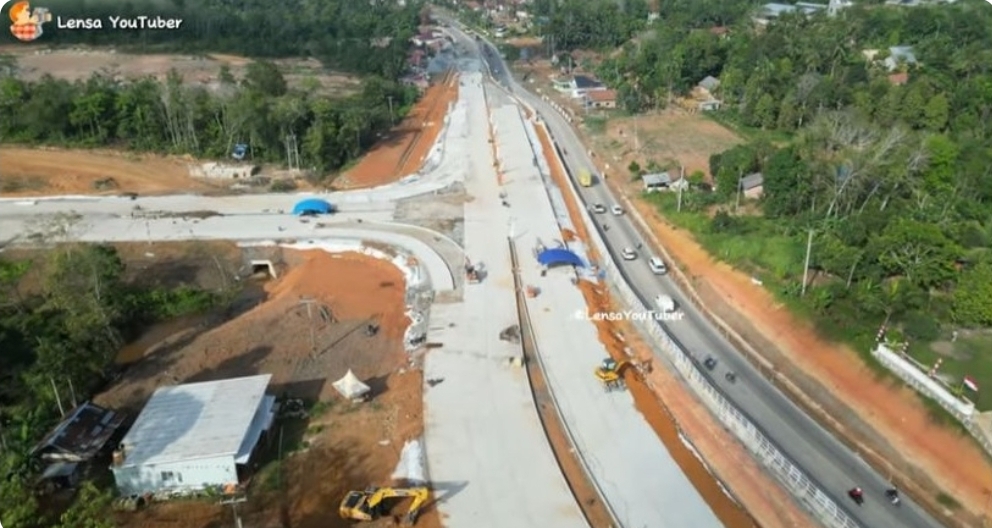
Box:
442 18 947 528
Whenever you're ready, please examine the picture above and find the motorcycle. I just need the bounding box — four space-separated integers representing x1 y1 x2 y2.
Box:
848 487 864 506
886 488 901 506
725 371 737 383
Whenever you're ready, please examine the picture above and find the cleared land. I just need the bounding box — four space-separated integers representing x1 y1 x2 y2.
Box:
0 147 219 197
515 61 741 179
335 71 460 189
0 48 361 197
0 47 361 94
13 242 440 528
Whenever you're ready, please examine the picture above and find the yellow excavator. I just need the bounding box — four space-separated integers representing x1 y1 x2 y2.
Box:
594 358 632 392
339 486 431 525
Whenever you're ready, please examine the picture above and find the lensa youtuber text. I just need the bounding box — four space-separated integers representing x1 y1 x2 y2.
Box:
573 309 684 322
57 15 183 30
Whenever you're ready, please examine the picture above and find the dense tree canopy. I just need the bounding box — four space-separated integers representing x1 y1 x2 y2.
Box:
0 67 418 172
585 2 992 342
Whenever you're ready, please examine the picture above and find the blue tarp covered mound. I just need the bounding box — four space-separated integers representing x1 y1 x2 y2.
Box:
537 248 585 267
292 198 334 215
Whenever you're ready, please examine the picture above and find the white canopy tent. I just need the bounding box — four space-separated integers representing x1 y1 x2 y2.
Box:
332 370 371 401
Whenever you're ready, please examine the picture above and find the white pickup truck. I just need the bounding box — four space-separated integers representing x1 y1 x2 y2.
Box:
654 294 676 313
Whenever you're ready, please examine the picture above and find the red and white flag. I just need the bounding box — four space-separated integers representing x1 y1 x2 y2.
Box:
963 376 979 392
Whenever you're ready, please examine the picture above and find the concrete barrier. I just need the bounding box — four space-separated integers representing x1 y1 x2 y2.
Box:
872 344 977 421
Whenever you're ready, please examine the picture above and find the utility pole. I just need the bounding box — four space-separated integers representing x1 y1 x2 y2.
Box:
677 165 685 212
219 495 247 528
801 228 815 297
68 378 78 408
735 170 743 213
285 134 300 171
50 377 65 417
387 96 395 125
298 297 319 355
633 115 640 152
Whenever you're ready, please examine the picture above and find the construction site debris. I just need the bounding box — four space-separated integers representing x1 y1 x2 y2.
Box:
499 325 521 344
391 439 427 485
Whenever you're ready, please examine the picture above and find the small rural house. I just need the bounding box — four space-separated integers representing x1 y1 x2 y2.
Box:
643 172 672 192
33 401 125 463
32 401 125 493
554 74 608 99
584 89 617 110
740 173 765 199
111 374 276 496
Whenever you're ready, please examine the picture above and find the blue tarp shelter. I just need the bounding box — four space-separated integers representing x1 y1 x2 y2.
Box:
292 199 334 215
537 248 585 267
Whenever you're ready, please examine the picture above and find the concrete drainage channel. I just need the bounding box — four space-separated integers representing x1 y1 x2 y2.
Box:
507 237 619 528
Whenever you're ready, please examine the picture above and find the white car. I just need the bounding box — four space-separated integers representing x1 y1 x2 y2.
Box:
648 257 668 275
591 203 607 214
621 247 637 260
611 205 624 215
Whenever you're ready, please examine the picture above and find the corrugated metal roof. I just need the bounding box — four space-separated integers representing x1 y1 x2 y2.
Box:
116 374 272 468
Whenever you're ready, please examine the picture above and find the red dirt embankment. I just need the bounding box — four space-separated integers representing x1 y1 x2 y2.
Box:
338 71 460 189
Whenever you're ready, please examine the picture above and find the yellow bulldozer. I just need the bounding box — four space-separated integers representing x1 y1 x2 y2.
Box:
339 486 430 525
594 358 634 392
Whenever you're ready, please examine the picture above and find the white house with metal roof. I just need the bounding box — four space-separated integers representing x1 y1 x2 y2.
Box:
110 374 276 495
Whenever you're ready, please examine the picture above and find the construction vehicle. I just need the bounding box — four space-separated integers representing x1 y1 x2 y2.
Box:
594 358 632 392
339 486 430 525
578 170 593 187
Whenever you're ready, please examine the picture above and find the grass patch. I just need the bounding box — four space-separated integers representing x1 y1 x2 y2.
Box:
584 115 608 134
0 176 45 193
646 190 891 368
936 492 960 509
906 333 992 411
253 460 284 492
704 110 793 145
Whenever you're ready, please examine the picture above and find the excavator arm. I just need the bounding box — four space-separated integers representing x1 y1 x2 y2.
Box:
340 486 430 525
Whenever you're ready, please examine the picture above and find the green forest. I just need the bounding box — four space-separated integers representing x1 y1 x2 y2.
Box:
0 241 219 528
533 1 992 406
0 0 428 174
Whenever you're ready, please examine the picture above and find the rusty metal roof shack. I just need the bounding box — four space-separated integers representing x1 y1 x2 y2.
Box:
32 401 126 462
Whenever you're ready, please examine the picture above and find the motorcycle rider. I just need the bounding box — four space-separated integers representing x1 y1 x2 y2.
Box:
848 487 864 504
886 487 900 504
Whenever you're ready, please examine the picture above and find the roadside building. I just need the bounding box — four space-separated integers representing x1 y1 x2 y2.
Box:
643 172 672 192
110 374 276 496
584 89 617 110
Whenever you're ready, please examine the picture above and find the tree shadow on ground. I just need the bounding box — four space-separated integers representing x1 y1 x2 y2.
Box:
185 345 274 384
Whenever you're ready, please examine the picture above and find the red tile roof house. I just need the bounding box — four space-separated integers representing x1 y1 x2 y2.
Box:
584 89 618 110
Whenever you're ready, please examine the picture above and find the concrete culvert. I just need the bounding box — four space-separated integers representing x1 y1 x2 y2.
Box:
249 260 277 279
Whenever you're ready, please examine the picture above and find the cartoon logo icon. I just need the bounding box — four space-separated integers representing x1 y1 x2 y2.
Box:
9 1 51 42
